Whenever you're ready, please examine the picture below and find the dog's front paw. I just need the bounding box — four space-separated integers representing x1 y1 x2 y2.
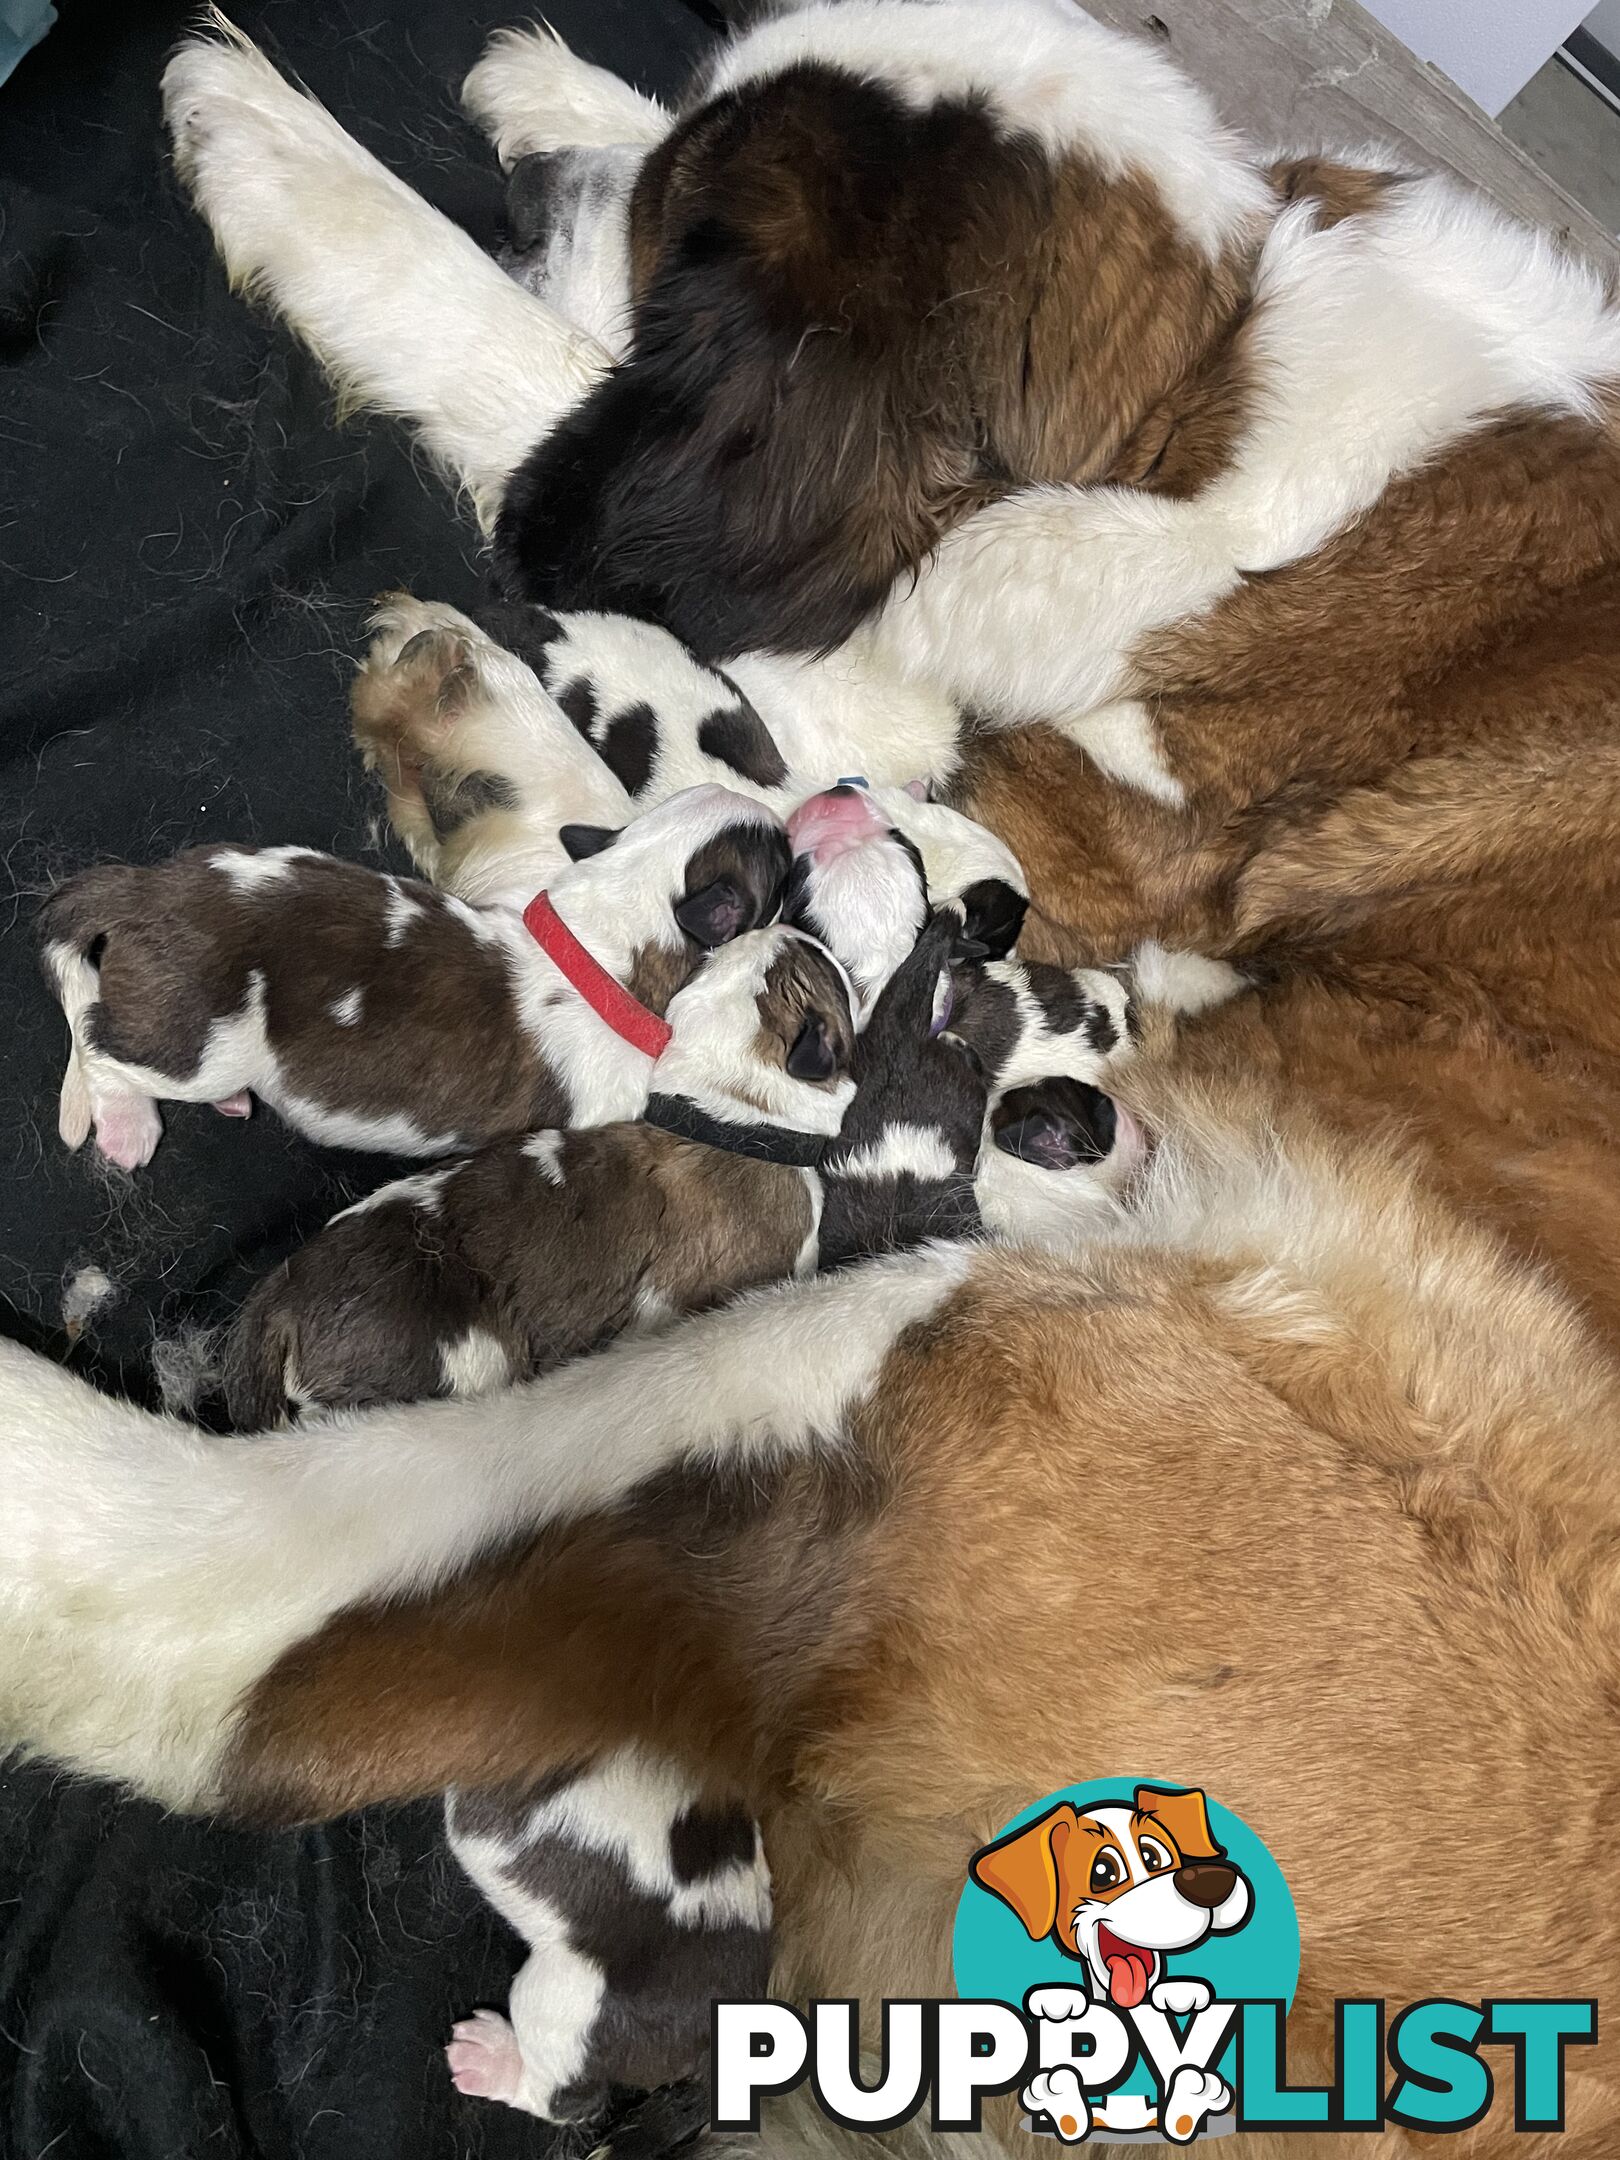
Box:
1161 2065 1231 2143
1022 2067 1092 2142
1150 1976 1213 2016
446 2008 524 2106
93 1093 162 1173
1025 1984 1091 2023
462 26 669 164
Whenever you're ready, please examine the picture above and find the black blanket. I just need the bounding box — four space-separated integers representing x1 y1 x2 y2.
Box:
0 3 719 2152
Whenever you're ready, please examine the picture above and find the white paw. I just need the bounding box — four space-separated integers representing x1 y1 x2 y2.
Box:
365 593 481 672
462 26 669 164
1150 1977 1213 2016
1022 2067 1092 2142
446 2008 524 2105
211 1091 253 1118
93 1094 162 1172
1161 2065 1231 2144
1025 1984 1091 2023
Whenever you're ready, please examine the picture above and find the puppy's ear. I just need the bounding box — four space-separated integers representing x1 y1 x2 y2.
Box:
970 1805 1079 1943
675 876 749 948
1135 1786 1223 1864
559 822 622 862
954 878 1028 963
786 1013 840 1083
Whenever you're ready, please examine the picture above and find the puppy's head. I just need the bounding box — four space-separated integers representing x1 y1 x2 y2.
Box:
869 785 1028 961
782 785 929 1011
557 784 791 975
974 1074 1146 1251
492 67 1010 655
657 923 857 1130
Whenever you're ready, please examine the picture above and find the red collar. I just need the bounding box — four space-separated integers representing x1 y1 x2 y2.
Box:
522 892 674 1060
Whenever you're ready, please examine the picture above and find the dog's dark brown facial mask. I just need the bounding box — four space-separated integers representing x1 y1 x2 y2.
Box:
493 69 1013 658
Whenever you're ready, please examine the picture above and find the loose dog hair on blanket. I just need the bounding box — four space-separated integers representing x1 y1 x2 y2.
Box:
39 788 790 1170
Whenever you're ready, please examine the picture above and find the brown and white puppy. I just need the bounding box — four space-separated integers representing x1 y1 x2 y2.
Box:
39 786 789 1169
219 924 857 1425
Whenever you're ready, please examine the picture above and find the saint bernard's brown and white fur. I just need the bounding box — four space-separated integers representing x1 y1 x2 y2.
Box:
3 4 1620 2152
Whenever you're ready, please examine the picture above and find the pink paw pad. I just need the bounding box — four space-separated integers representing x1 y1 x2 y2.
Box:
211 1092 253 1118
446 2010 523 2104
93 1095 163 1172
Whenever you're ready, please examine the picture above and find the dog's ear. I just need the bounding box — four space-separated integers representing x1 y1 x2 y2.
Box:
969 1804 1079 1942
675 876 749 948
1135 1785 1223 1863
954 878 1028 963
559 822 622 862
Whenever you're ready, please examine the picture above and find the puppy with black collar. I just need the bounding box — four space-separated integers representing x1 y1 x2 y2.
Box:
220 923 858 1426
39 785 788 1171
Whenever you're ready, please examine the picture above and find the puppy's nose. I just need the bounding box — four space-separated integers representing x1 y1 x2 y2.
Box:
786 786 888 866
1174 1863 1237 1908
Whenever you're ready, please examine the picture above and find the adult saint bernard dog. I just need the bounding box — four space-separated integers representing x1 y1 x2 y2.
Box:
4 3 1620 2150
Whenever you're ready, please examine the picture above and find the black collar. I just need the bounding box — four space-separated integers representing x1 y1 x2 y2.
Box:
643 1093 830 1168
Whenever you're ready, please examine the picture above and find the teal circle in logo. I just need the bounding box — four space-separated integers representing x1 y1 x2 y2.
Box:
953 1778 1299 2134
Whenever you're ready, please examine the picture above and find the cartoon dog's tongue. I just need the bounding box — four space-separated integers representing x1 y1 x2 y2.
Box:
1098 1927 1153 2008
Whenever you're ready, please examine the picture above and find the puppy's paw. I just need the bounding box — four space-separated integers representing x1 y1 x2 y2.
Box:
1025 1984 1091 2023
1021 2067 1092 2142
446 2008 524 2106
1161 2065 1231 2144
1150 1977 1213 2017
93 1093 162 1172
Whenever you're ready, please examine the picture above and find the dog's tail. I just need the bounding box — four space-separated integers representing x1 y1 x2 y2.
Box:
0 1248 966 1821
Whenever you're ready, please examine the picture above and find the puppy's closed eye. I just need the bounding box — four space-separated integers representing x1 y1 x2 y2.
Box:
786 1012 842 1083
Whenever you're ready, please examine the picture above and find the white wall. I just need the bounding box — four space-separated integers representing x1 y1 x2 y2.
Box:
1362 0 1591 114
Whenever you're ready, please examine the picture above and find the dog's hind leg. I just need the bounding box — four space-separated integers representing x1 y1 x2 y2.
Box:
461 26 672 168
161 16 612 526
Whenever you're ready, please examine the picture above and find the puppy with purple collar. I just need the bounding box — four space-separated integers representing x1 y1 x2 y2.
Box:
39 785 788 1171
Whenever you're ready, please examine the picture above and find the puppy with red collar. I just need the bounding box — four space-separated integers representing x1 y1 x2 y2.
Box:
39 785 788 1171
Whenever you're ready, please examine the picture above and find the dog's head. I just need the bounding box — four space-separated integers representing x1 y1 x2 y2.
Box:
493 5 1265 655
782 784 930 1012
970 1786 1251 2007
657 922 858 1130
555 784 791 1001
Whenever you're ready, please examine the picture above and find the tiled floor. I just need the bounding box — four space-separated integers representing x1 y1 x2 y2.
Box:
1500 56 1620 233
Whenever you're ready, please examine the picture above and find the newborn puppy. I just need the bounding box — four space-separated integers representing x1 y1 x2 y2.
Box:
40 786 788 1170
467 592 962 808
352 593 633 908
219 926 856 1425
816 910 989 1271
381 598 1023 962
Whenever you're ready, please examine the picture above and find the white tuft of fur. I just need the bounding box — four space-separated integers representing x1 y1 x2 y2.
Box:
461 23 671 165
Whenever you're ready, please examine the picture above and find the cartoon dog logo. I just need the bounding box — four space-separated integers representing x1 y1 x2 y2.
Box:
970 1785 1251 2142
